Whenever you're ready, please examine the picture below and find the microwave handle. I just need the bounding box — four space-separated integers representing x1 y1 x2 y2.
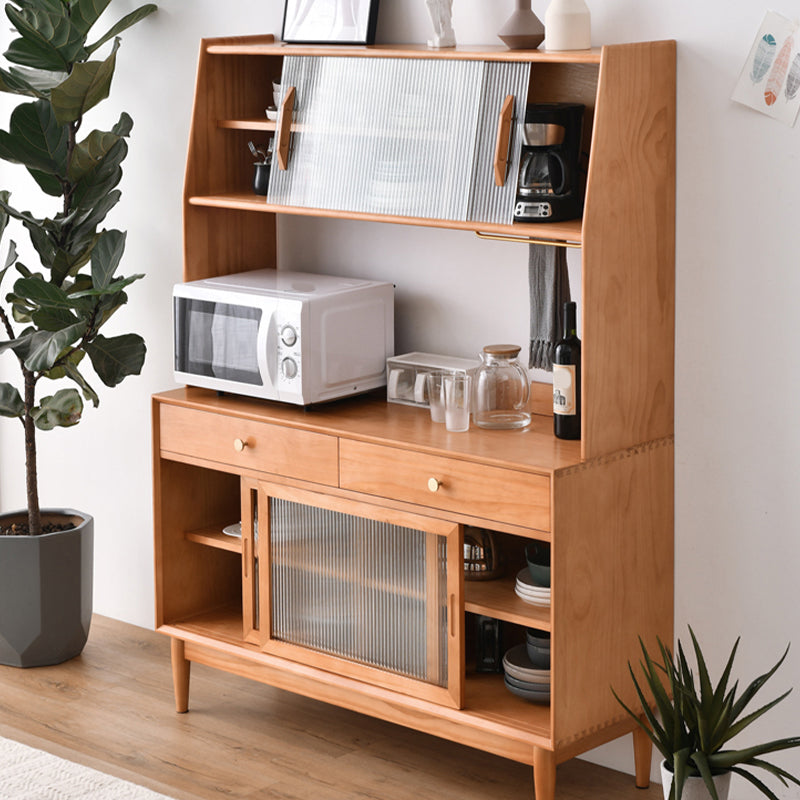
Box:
261 308 277 387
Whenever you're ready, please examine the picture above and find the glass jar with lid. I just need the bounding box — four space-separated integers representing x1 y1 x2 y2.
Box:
473 344 531 430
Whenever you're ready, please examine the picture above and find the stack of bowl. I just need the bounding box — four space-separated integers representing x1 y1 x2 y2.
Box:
502 639 550 703
514 541 550 606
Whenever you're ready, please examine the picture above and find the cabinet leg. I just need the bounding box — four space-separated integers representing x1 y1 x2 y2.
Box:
171 637 191 713
633 722 653 788
533 747 556 800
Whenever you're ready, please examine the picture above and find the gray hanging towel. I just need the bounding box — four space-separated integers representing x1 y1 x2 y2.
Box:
528 243 571 371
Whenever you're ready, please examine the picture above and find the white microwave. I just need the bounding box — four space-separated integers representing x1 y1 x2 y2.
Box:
173 269 394 405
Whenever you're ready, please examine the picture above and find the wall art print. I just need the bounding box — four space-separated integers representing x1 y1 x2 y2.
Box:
282 0 380 44
732 11 800 126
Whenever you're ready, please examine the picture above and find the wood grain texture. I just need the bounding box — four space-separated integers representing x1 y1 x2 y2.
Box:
339 439 551 531
0 616 661 800
551 438 674 749
159 403 339 486
581 41 676 458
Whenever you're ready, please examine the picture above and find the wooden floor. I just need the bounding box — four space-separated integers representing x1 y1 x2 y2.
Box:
0 615 661 799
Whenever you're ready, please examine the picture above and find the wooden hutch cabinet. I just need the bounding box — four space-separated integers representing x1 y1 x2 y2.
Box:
153 34 675 800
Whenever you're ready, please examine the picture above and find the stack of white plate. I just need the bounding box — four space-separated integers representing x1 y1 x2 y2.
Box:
502 643 550 703
514 568 551 607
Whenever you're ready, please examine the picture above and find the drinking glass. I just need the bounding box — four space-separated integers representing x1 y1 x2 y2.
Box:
426 371 446 423
444 374 471 432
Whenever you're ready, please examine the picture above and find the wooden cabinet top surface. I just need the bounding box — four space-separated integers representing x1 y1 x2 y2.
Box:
204 36 608 64
154 387 582 476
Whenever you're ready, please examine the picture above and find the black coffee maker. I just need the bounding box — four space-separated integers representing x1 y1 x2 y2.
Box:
514 103 584 223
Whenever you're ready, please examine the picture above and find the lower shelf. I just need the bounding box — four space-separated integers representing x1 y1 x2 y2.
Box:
161 608 553 754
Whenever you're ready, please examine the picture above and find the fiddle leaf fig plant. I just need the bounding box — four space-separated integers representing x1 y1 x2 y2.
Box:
0 0 156 536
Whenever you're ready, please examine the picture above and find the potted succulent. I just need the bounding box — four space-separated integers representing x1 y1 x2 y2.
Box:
613 628 800 800
0 0 156 667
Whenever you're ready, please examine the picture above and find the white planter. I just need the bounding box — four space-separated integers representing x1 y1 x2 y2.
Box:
544 0 591 51
660 761 732 800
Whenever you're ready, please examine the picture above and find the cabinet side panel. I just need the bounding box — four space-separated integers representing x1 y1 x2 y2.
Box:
581 41 676 458
551 439 673 749
184 43 278 280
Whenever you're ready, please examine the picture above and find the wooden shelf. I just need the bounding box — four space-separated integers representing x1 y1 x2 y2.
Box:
162 610 552 742
187 193 584 245
218 118 276 131
205 40 603 66
465 577 551 631
185 525 243 553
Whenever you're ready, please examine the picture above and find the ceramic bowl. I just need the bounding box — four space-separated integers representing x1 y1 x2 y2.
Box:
266 106 278 121
525 541 551 587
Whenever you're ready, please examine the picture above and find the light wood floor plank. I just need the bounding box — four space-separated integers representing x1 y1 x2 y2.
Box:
0 615 661 799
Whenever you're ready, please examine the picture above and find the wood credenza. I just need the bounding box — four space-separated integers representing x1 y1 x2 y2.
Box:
154 35 675 799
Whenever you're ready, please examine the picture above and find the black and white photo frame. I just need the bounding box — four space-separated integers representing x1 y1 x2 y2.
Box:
282 0 380 45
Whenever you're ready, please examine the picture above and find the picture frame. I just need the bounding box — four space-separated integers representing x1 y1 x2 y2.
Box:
281 0 380 45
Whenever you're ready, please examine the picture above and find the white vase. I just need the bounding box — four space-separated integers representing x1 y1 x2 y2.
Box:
660 761 732 800
543 0 591 51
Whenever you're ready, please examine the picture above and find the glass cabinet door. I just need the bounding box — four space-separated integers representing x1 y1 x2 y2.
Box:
259 482 464 708
268 56 529 226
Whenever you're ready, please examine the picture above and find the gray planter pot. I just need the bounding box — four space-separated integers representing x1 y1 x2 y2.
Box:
0 509 93 668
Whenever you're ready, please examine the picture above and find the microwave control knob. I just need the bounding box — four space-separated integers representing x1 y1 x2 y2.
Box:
280 325 297 347
281 357 298 380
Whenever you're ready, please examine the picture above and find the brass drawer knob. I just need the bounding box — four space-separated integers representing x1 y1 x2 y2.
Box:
233 438 248 452
428 477 442 493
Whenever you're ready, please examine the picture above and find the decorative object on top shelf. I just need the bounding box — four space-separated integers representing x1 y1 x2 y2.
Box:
425 0 456 48
0 0 155 667
498 0 545 50
543 0 591 51
282 0 381 44
613 628 800 800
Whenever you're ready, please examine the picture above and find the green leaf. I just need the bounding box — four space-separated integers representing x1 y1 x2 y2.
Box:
729 767 784 800
0 383 25 418
689 751 720 800
1 240 18 286
18 322 86 371
61 358 99 407
85 4 157 55
85 332 145 387
68 0 113 37
90 228 126 289
5 5 86 72
32 387 83 429
31 304 81 332
0 64 63 97
13 274 74 310
49 37 119 124
0 99 68 176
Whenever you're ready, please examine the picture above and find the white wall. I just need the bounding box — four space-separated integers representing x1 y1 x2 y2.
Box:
3 1 800 795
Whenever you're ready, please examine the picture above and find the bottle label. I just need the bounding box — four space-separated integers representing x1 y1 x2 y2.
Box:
553 364 576 415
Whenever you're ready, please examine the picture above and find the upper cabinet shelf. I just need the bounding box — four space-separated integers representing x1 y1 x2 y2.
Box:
184 34 675 459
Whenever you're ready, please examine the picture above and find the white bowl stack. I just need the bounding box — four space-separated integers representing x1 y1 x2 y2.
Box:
514 567 551 607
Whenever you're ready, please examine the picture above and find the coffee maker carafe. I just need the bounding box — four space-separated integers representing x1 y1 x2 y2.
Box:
514 103 584 223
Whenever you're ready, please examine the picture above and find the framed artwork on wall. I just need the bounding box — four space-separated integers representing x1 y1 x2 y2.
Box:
282 0 380 45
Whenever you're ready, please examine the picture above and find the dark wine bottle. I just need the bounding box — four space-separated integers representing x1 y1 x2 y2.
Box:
553 301 581 440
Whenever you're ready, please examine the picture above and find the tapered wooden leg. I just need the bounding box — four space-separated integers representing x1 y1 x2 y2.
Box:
171 637 191 713
533 747 556 800
633 723 653 788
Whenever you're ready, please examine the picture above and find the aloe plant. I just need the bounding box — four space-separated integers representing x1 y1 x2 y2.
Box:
0 0 156 536
613 628 800 800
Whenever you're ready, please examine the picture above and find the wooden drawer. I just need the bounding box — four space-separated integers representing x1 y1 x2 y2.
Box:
339 440 550 531
158 404 338 486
